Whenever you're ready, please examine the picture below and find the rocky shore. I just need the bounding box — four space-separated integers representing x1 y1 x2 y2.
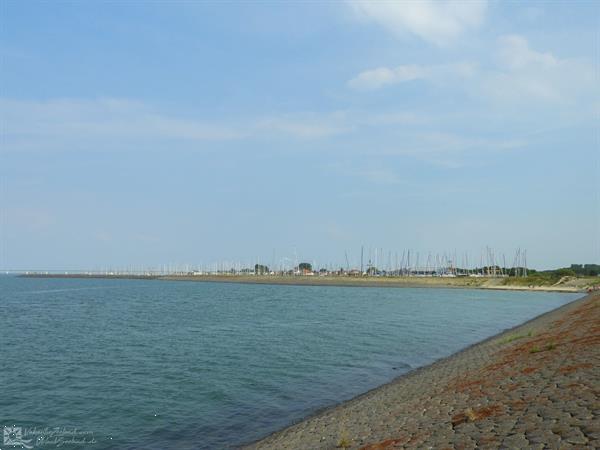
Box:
246 292 599 449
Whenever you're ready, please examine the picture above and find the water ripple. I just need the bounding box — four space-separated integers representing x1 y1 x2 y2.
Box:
0 276 579 449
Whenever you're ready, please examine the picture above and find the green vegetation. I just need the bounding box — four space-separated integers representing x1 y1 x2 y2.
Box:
501 266 597 287
336 431 351 449
530 342 556 353
298 262 312 272
502 272 566 286
501 330 533 344
569 264 600 277
254 264 269 275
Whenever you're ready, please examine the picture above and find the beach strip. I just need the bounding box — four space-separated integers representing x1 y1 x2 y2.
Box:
19 273 591 292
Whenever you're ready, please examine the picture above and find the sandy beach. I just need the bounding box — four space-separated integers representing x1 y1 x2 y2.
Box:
245 291 599 449
164 275 589 293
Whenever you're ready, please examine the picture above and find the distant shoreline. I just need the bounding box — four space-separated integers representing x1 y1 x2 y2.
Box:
18 273 589 292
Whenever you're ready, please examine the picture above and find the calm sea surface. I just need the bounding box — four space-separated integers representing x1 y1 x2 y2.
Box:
1 276 580 449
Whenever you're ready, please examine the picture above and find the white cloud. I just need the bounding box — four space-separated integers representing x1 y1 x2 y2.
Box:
371 132 525 168
348 65 428 90
496 35 557 70
254 116 348 139
349 0 487 46
0 98 430 152
348 62 476 90
0 98 244 144
0 98 354 151
480 35 598 104
348 35 599 108
416 132 524 154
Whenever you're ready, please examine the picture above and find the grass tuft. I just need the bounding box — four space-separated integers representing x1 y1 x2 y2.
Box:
501 330 533 344
529 341 556 353
337 437 352 448
337 430 352 449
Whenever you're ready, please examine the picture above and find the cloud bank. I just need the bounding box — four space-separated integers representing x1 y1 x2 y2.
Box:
348 35 599 108
349 0 487 46
0 99 351 151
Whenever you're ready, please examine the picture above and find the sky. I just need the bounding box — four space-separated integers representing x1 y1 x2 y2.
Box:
1 0 599 271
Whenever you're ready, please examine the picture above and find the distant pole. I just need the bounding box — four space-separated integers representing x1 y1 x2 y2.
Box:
272 249 276 273
400 250 405 276
360 246 364 274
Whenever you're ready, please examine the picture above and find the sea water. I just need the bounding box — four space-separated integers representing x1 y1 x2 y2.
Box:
0 276 580 449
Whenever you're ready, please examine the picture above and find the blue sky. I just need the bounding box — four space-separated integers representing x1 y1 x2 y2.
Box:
1 1 599 271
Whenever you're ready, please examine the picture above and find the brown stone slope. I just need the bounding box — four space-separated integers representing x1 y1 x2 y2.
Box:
247 293 599 450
